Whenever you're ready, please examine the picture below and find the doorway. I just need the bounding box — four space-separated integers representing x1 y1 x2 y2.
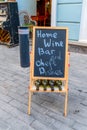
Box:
36 0 51 26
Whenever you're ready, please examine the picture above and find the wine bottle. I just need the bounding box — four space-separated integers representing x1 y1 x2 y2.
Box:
34 79 41 91
42 80 48 91
49 80 55 91
58 80 62 91
55 80 62 91
58 80 62 86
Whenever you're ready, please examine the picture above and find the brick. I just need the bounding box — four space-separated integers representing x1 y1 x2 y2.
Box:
47 110 75 127
0 93 12 103
31 109 55 127
31 120 53 130
6 117 35 130
52 121 74 130
7 91 28 105
0 119 10 130
9 99 27 113
0 109 11 120
73 122 87 130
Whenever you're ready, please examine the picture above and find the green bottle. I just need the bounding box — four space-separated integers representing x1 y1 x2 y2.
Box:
42 80 48 91
55 80 62 91
34 79 41 91
49 80 55 91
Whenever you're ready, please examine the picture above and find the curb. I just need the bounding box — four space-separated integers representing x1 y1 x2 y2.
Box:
69 41 87 54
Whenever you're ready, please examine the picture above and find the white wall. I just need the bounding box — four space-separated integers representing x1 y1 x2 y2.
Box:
16 0 36 25
79 0 87 42
51 0 57 26
17 0 36 16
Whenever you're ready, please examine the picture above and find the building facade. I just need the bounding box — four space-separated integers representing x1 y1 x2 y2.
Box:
16 0 87 42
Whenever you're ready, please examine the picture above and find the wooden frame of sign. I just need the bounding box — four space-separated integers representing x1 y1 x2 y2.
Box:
28 26 69 116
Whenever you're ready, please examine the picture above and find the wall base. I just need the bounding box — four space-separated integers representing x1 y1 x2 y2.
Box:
69 41 87 54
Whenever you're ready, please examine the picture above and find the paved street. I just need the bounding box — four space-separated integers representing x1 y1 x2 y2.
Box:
0 44 87 130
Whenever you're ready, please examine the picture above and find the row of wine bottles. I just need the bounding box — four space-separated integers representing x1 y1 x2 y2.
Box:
34 79 64 91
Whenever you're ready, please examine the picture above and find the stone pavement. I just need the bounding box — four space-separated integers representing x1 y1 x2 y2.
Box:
0 44 87 130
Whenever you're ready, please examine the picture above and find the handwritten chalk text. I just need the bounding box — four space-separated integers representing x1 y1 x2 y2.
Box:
37 30 57 39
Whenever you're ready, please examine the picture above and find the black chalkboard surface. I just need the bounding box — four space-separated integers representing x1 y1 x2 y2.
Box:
32 27 68 78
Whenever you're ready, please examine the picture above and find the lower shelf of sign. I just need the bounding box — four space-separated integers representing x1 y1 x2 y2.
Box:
30 86 66 93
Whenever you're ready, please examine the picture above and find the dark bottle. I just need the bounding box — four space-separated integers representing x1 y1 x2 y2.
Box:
34 79 41 91
55 80 62 91
49 80 55 91
42 80 48 91
58 80 62 86
58 80 62 91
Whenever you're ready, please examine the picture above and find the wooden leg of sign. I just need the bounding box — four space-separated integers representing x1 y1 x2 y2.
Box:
64 91 68 116
28 91 32 115
64 53 69 116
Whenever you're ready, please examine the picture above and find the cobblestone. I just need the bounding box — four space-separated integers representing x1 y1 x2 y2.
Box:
0 45 87 130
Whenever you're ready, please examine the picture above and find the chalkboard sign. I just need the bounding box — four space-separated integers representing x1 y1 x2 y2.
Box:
29 27 69 116
32 27 68 79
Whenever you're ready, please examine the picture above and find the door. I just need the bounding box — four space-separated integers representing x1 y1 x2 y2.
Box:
36 0 51 26
56 0 82 41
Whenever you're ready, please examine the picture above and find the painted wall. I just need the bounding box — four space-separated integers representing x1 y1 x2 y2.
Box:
56 0 82 41
16 0 87 42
